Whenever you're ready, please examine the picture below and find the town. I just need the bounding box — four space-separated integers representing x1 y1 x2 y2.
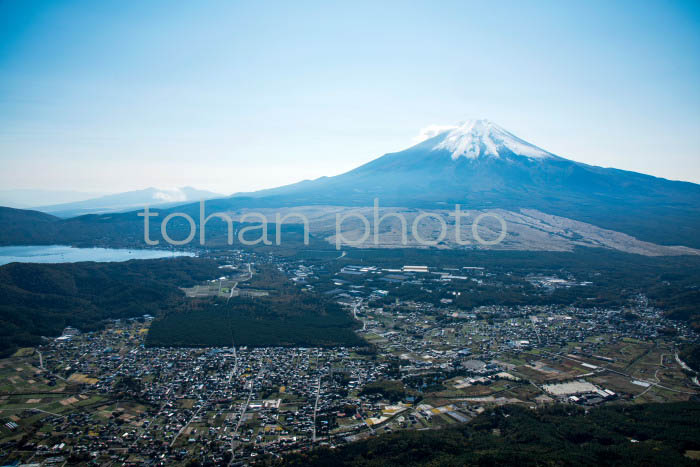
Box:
1 250 698 466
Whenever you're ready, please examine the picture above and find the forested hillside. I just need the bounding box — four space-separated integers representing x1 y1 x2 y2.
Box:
0 257 220 356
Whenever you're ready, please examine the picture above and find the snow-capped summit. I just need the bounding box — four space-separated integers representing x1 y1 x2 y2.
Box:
432 119 554 160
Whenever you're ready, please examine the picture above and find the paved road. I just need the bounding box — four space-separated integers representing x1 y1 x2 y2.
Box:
312 373 321 443
353 300 365 331
228 377 256 467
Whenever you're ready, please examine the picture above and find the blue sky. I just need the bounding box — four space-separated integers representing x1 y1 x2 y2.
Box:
1 0 699 194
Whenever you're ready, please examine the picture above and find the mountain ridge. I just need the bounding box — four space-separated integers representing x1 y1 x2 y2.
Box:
0 120 698 250
213 120 699 248
33 186 224 218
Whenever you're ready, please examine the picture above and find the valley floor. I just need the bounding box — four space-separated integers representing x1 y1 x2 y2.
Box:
0 302 697 465
1 250 699 465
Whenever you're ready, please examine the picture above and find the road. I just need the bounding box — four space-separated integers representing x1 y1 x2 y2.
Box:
226 263 252 303
352 299 365 331
34 349 67 382
228 377 256 467
128 388 173 451
353 365 375 436
2 406 67 418
355 403 375 435
171 315 247 449
312 373 321 443
170 393 210 447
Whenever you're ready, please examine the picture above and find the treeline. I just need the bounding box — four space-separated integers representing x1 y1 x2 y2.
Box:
358 380 407 402
0 257 220 356
281 402 700 466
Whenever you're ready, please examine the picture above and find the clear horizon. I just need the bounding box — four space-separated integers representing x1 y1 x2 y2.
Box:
1 0 699 194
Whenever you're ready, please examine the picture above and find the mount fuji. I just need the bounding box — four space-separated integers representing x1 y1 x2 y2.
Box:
207 119 699 248
431 119 555 160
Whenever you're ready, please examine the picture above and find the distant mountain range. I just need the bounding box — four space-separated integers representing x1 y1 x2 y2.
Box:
33 186 224 217
0 189 105 209
0 120 699 251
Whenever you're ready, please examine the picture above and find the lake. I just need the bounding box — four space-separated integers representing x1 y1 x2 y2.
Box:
0 245 194 266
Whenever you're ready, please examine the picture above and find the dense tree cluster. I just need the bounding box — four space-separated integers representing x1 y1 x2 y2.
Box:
358 380 407 402
147 266 365 348
146 296 365 348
